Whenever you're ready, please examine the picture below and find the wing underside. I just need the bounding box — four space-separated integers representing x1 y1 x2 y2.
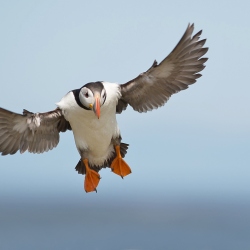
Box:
117 23 208 113
0 107 71 155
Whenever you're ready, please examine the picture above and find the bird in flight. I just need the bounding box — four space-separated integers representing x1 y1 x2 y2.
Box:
0 24 208 193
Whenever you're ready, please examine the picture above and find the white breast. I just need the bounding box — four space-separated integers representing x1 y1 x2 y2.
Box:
56 82 121 166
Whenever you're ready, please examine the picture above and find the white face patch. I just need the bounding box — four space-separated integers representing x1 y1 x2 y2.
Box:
79 87 94 109
100 88 106 105
79 86 107 110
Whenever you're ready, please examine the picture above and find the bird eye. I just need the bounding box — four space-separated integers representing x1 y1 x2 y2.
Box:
85 92 89 98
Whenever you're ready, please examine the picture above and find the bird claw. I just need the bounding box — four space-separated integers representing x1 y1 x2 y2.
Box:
83 159 101 193
111 145 132 178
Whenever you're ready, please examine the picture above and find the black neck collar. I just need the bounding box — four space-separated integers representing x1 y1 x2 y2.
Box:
72 89 91 110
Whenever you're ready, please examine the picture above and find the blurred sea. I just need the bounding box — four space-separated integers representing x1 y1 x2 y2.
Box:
0 195 249 250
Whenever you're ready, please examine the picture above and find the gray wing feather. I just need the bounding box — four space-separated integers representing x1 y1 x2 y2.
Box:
0 107 71 155
118 23 208 113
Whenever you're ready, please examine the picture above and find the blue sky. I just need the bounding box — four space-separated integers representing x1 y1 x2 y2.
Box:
0 0 249 202
1 1 250 249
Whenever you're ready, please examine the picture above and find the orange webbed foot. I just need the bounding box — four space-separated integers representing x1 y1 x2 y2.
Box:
83 159 101 193
111 145 132 178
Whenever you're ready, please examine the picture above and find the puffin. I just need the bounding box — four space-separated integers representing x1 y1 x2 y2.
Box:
0 24 208 192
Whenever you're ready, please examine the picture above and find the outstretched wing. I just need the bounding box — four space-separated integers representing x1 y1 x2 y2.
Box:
0 107 71 155
116 23 208 113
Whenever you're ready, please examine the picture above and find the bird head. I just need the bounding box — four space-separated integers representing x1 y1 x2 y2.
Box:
79 81 106 119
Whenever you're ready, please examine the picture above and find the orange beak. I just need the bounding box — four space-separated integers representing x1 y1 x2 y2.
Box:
93 94 101 119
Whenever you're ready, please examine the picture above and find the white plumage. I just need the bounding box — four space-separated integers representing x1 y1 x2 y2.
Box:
57 82 121 166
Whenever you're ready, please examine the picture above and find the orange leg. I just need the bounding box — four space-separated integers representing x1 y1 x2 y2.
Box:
110 145 132 178
83 158 101 193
